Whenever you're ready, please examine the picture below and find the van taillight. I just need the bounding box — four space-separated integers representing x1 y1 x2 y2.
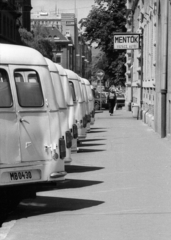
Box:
59 137 66 159
65 131 72 148
73 124 78 139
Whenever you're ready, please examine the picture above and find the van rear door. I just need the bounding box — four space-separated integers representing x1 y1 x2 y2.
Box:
0 67 20 164
13 68 52 162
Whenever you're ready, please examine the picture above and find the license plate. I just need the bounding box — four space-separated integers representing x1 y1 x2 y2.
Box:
9 170 40 182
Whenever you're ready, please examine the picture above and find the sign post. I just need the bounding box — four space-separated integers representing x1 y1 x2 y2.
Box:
96 69 105 110
113 33 141 50
113 32 142 119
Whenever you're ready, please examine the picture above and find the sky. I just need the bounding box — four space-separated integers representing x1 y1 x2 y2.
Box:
31 0 95 22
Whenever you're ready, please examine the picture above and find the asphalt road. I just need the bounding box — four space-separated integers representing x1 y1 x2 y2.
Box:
2 109 171 240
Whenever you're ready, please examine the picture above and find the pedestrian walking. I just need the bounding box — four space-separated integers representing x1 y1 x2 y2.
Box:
107 85 117 116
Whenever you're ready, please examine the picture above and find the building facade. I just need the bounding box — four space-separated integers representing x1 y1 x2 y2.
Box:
0 0 21 44
0 0 32 44
16 0 32 31
126 0 171 138
31 11 92 77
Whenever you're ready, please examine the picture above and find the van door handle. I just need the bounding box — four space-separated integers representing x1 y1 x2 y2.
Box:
45 145 52 151
20 118 29 124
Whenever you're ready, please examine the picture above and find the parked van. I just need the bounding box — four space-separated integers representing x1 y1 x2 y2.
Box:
77 75 87 137
81 78 91 132
65 69 87 139
82 78 95 127
45 58 72 164
55 64 78 153
0 44 66 190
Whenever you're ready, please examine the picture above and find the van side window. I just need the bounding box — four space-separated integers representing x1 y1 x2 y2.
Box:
69 81 76 102
0 69 13 107
14 73 24 82
14 70 44 107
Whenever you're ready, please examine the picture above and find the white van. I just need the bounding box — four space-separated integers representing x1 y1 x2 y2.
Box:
77 75 87 137
65 69 87 139
84 79 95 125
45 58 72 164
55 64 78 153
80 78 91 132
0 44 66 189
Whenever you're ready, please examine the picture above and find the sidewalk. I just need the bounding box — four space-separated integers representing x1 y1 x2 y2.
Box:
2 109 171 240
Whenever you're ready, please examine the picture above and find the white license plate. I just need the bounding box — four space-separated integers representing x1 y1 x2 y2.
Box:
9 170 40 182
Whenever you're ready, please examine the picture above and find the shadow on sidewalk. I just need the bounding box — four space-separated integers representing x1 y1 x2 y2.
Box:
35 179 103 192
57 179 103 189
77 148 105 153
80 138 106 142
88 130 107 134
65 165 104 173
78 143 105 147
91 127 108 130
7 196 104 221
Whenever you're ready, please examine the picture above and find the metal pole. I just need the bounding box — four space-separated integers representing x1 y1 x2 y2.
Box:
100 78 102 110
138 32 143 120
161 0 168 138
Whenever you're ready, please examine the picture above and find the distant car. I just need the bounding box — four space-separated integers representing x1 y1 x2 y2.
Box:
116 92 125 109
94 91 107 110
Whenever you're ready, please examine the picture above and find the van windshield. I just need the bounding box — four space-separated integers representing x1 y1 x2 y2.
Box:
0 69 13 107
14 69 44 107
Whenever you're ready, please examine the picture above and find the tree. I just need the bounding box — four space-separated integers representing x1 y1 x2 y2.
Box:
19 25 55 60
80 0 126 86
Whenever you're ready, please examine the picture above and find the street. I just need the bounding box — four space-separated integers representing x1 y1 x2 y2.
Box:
2 109 171 240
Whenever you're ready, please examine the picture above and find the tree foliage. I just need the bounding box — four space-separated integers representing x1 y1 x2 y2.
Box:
80 0 127 86
19 26 55 60
92 52 107 73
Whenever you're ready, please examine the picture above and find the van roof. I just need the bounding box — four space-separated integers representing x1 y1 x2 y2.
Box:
82 78 90 86
65 69 79 80
80 78 86 85
55 64 67 76
45 57 58 72
0 44 47 66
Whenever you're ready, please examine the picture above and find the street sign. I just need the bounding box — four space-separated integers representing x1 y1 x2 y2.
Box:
96 69 105 81
114 33 141 50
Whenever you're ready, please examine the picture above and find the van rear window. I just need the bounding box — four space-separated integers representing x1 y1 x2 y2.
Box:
69 81 76 102
0 69 13 107
14 70 44 107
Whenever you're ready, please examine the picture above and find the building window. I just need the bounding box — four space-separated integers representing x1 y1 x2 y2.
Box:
3 15 6 36
7 17 9 38
57 45 62 51
10 20 13 39
13 21 16 41
0 12 1 34
56 56 61 63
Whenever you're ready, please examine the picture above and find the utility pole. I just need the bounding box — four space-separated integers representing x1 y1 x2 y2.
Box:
138 31 143 120
74 0 77 18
